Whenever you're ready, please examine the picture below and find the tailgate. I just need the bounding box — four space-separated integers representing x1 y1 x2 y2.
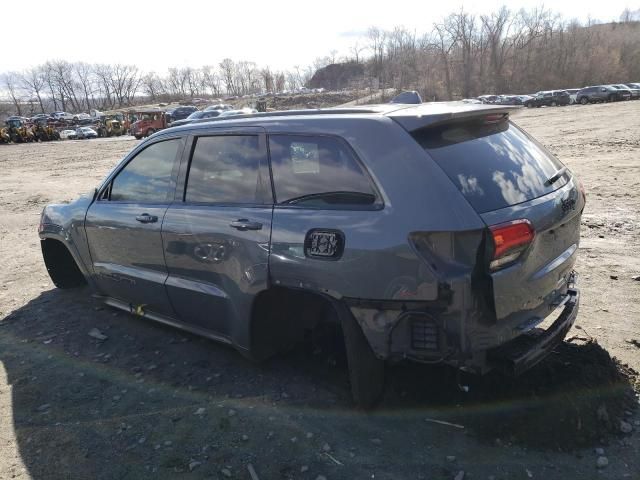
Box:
481 179 583 322
410 112 585 326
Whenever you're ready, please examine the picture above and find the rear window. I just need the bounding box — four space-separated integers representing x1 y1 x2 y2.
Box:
412 119 567 213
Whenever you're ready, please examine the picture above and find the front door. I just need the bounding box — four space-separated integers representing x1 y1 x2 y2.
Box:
85 136 184 317
162 130 273 346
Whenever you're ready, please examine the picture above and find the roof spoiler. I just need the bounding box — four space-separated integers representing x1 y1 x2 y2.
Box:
386 103 521 132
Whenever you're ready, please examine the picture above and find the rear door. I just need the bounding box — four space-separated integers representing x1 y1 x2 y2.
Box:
413 116 585 326
85 136 185 317
161 128 272 345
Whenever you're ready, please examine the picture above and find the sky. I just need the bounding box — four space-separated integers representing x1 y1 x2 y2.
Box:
2 0 637 73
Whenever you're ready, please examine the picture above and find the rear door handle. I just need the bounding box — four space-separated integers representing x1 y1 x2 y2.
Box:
229 219 263 231
135 213 158 223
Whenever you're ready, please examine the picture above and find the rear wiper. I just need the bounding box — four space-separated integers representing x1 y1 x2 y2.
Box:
282 191 376 205
545 167 567 186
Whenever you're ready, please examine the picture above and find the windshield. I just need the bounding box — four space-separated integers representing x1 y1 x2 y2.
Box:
412 118 567 213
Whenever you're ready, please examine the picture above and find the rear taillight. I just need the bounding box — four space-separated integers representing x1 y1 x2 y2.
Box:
489 219 535 270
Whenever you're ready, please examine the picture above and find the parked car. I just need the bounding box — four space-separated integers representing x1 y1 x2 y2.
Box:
524 90 570 107
165 106 198 123
610 84 639 99
205 104 233 112
72 113 92 122
75 127 98 139
218 108 258 117
60 129 77 140
38 103 584 407
169 110 222 128
477 95 499 104
576 85 628 104
31 113 53 123
51 112 74 121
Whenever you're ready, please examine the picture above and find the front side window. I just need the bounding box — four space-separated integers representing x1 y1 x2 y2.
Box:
269 135 378 207
110 139 179 202
185 135 268 204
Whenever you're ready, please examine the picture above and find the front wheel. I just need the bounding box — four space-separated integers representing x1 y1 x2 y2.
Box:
146 128 155 137
342 310 385 408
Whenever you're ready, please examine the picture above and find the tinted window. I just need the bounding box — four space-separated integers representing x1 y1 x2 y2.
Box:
110 139 179 202
269 135 378 207
413 119 567 213
185 135 267 204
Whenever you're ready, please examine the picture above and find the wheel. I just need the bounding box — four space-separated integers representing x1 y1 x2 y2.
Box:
146 128 155 137
580 97 588 105
134 135 142 140
341 308 385 408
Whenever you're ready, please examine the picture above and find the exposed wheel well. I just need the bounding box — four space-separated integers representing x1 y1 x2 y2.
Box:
41 238 87 289
249 286 340 361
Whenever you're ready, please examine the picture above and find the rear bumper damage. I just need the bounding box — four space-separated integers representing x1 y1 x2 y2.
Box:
348 272 579 374
487 272 579 375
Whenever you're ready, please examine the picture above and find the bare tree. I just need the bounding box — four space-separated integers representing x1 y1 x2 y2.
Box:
2 72 23 115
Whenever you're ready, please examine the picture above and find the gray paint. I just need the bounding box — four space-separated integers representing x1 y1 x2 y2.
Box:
38 103 582 373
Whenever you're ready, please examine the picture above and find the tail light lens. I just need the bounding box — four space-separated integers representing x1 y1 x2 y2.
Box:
489 219 535 270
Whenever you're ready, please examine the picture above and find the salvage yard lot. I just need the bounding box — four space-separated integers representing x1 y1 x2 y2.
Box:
0 102 639 479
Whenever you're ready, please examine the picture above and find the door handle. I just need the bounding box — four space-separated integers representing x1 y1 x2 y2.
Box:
229 219 263 231
135 213 158 223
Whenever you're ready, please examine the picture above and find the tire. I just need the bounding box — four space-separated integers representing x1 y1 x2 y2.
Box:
134 135 142 140
146 128 155 137
341 309 385 408
579 97 588 105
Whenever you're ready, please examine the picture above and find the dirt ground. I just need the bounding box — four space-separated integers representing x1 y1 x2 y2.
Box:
0 101 639 480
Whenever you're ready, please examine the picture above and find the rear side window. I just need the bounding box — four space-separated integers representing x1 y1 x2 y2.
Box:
110 138 179 203
269 135 378 207
413 119 567 213
185 135 269 204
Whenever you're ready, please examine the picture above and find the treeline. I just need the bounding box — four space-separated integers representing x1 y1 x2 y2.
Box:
1 60 314 115
342 7 640 99
3 5 640 115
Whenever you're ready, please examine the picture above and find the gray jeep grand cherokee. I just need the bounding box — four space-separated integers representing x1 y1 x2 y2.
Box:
39 103 584 406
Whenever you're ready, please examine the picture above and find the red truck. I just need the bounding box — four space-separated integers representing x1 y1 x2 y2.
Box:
130 108 168 139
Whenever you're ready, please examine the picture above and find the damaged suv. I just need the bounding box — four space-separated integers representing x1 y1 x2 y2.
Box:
39 103 584 406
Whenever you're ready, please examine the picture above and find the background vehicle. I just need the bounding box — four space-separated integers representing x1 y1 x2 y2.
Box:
32 119 60 141
39 103 584 406
576 85 626 104
169 110 222 127
205 104 233 111
73 113 92 122
165 106 198 123
610 84 637 99
51 112 74 121
524 90 570 107
75 127 98 139
60 129 77 139
130 109 167 139
218 108 258 117
5 118 34 143
95 118 125 137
